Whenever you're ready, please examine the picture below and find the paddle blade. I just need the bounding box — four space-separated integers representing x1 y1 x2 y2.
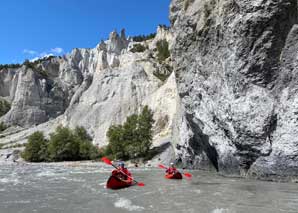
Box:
158 164 167 169
101 157 112 165
137 182 145 187
183 173 192 178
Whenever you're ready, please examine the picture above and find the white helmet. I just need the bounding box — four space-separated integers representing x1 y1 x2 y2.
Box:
170 162 174 166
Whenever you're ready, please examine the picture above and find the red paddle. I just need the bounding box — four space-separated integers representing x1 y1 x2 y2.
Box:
101 157 145 187
158 164 167 169
158 164 192 179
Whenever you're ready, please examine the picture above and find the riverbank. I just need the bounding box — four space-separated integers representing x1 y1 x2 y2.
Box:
0 159 154 169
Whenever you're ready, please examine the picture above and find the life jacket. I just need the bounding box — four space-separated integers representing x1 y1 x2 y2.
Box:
112 167 132 180
166 167 177 174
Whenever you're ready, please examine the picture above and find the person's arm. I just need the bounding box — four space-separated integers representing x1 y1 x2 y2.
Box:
127 171 132 179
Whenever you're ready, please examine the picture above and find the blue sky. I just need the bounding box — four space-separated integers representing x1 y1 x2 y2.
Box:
0 0 171 64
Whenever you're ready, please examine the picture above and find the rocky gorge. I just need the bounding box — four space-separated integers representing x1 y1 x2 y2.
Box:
1 0 298 181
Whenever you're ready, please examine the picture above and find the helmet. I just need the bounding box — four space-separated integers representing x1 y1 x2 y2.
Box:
170 162 174 166
118 161 125 167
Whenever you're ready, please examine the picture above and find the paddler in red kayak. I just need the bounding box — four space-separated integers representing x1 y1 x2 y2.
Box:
165 162 177 174
112 161 132 182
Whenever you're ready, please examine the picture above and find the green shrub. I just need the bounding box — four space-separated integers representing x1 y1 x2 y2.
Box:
106 106 154 160
0 122 8 132
156 39 170 62
23 59 35 69
0 99 11 117
130 44 147 53
153 62 173 82
132 33 156 42
22 126 99 162
22 132 49 162
0 143 4 149
153 72 170 82
97 146 113 159
75 126 99 160
48 126 80 161
107 125 127 160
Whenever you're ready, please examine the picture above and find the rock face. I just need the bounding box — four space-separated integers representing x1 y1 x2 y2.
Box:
0 47 100 128
170 0 298 178
0 28 177 152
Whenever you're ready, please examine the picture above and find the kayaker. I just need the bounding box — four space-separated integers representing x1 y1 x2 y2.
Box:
112 162 132 181
166 162 177 174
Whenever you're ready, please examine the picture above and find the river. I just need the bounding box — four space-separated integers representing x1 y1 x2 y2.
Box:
0 163 298 213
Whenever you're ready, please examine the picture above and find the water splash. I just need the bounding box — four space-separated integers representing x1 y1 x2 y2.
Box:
114 197 145 211
211 208 231 213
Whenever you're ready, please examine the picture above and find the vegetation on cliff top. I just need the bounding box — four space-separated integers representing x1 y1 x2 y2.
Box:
23 59 49 78
132 33 156 42
0 64 22 69
0 56 55 71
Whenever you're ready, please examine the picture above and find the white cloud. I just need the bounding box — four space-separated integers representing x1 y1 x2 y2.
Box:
23 49 38 55
29 57 40 62
39 52 54 58
24 47 63 62
50 47 64 54
30 53 54 62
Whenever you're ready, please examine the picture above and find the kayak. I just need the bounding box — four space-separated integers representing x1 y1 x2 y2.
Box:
106 175 133 190
165 172 183 179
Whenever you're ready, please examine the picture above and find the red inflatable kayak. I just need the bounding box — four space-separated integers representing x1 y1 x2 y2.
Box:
165 172 183 179
106 175 133 190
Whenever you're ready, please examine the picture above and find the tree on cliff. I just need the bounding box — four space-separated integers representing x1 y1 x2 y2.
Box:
156 39 170 62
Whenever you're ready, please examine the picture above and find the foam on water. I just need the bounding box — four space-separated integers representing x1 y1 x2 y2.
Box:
52 176 85 182
114 197 145 211
211 208 231 213
70 169 109 174
36 170 57 177
193 189 201 194
213 192 222 196
3 200 31 204
0 177 19 185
